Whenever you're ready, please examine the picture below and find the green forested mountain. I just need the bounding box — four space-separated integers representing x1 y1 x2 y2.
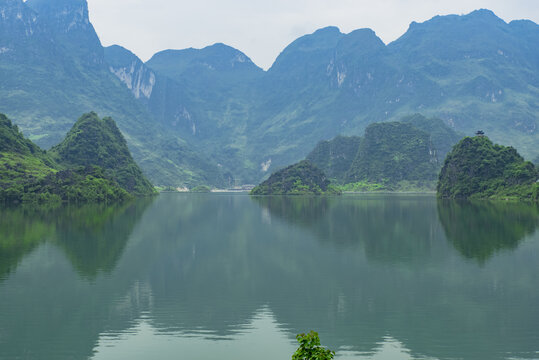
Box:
0 113 56 192
130 10 537 185
347 122 439 185
0 113 131 203
0 0 227 187
50 112 155 196
1 2 538 186
437 136 538 200
305 114 461 186
401 114 463 162
306 136 362 183
0 114 53 163
144 44 265 182
0 112 155 203
251 161 339 195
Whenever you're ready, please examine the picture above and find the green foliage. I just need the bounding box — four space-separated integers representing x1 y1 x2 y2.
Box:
400 113 463 163
339 180 436 192
251 161 341 195
190 185 212 193
305 116 460 191
292 331 335 360
0 113 141 205
0 114 56 168
306 136 361 184
437 136 539 200
347 122 439 184
1 166 131 205
50 112 156 196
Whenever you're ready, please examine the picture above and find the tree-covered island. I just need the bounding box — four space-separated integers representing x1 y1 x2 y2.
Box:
250 161 341 195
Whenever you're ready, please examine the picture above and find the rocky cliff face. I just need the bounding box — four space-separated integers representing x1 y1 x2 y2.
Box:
0 0 39 55
26 0 104 66
105 45 156 100
0 0 37 34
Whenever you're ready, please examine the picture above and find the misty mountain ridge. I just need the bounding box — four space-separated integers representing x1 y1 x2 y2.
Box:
1 1 537 186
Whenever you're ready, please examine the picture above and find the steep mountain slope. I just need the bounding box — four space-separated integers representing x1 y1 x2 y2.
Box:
0 113 130 203
104 45 234 187
401 114 463 162
305 114 462 184
132 10 537 184
387 10 539 153
437 136 538 200
247 27 391 178
2 4 537 186
0 113 56 191
49 112 155 195
104 45 156 102
0 0 226 187
347 122 439 184
306 136 362 183
145 44 265 182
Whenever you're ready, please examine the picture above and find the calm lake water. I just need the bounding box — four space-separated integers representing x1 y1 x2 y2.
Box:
1 194 538 360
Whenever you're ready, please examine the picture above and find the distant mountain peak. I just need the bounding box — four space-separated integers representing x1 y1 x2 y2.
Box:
313 26 342 35
146 43 262 79
26 0 91 31
467 8 499 19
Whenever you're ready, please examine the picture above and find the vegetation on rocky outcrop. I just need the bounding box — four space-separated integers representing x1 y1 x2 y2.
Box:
303 117 463 192
251 161 340 195
347 122 439 185
0 112 154 204
50 112 155 196
437 136 538 200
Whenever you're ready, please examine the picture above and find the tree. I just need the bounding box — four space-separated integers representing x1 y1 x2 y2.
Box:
292 331 335 360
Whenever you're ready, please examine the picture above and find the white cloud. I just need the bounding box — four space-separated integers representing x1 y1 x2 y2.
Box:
87 0 539 69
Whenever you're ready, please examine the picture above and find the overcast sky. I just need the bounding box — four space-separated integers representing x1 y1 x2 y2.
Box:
87 0 539 69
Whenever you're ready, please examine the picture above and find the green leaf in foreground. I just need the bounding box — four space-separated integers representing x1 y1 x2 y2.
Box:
292 331 335 360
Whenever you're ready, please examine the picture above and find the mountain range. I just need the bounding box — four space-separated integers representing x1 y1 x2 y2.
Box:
1 0 537 186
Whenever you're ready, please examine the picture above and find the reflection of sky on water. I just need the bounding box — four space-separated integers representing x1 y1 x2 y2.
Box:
92 307 296 360
92 306 432 360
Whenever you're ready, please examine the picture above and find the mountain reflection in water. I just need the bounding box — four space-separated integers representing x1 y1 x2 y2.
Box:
0 194 538 360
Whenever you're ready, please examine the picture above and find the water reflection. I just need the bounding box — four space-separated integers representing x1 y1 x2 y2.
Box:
0 206 55 280
0 194 538 360
254 195 443 263
437 200 539 263
54 199 154 278
0 199 154 280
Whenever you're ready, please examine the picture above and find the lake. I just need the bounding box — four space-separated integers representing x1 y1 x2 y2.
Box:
0 194 538 360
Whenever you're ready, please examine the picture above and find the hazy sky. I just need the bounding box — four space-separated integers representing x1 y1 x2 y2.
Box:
87 0 539 69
